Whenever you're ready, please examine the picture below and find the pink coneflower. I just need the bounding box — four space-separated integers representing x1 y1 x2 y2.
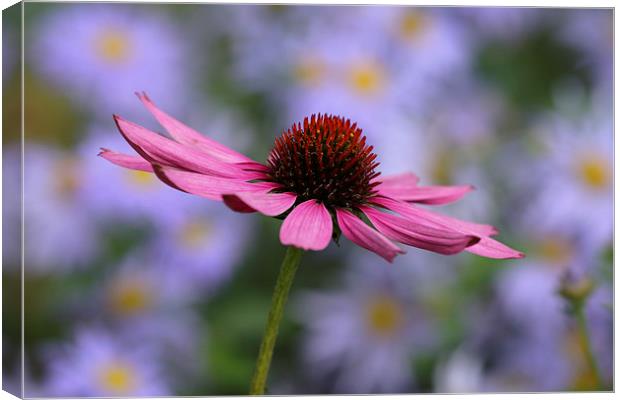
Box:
101 93 522 262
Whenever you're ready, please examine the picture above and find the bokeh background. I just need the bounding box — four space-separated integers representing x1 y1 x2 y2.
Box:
2 3 613 396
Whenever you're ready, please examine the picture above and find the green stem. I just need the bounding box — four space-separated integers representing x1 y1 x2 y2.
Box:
249 246 303 395
575 304 602 390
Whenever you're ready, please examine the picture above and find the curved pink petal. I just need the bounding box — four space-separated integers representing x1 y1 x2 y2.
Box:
98 148 153 172
136 92 253 164
361 206 479 255
336 208 404 262
379 184 474 205
222 191 297 217
372 196 498 236
279 200 332 251
153 165 272 200
466 237 525 259
114 115 264 180
371 196 524 259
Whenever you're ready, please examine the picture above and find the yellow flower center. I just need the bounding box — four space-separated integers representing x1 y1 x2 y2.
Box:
430 149 454 185
576 156 610 190
365 296 404 337
124 170 157 190
54 158 81 199
95 30 131 64
179 220 211 249
398 11 428 42
97 362 136 394
538 237 573 266
347 61 385 97
109 279 152 316
293 57 326 86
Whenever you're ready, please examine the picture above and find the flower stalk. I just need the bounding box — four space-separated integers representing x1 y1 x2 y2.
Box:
574 303 602 390
250 246 303 395
559 276 602 390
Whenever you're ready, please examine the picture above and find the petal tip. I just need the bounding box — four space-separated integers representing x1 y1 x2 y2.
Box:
385 248 406 263
135 91 151 102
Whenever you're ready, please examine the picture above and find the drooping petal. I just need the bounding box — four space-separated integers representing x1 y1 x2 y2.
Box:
372 196 498 236
279 200 332 251
153 165 273 200
114 115 263 180
378 184 474 205
336 208 404 263
361 206 479 255
98 148 153 172
371 196 524 259
136 92 253 164
466 237 525 259
222 191 297 217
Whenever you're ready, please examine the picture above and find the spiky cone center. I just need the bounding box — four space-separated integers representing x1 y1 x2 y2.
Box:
267 114 381 209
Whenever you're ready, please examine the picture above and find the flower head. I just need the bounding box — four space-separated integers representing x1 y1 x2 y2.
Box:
101 93 523 262
267 114 379 208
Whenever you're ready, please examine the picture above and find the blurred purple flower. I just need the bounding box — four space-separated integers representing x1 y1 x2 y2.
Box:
30 4 189 114
101 253 199 320
100 255 204 379
43 326 170 396
17 144 99 272
524 107 612 257
229 7 472 129
293 254 439 393
149 199 254 294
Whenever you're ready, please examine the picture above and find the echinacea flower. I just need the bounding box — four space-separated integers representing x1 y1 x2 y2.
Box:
100 93 522 262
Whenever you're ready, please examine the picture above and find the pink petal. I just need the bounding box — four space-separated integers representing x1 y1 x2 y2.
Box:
373 172 420 189
236 162 271 173
222 191 297 217
136 92 253 164
98 148 153 172
114 115 263 180
279 200 333 251
336 208 404 263
372 196 498 236
466 237 525 259
361 206 479 255
221 195 257 213
153 165 272 200
379 184 474 205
